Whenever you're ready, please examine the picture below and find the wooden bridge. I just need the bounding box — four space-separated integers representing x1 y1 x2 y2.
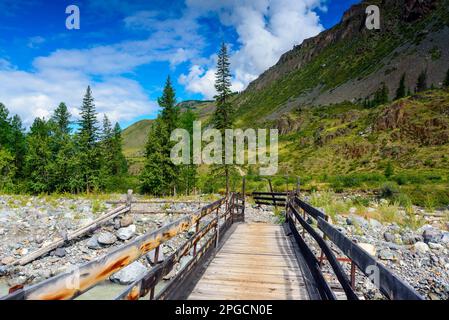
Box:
1 186 424 300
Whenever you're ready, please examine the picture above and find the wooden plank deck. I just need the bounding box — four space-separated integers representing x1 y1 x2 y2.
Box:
188 223 310 300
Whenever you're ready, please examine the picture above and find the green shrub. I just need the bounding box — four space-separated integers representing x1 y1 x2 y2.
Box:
380 182 400 199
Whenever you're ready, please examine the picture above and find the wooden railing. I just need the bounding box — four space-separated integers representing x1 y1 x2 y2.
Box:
1 194 243 300
285 193 424 300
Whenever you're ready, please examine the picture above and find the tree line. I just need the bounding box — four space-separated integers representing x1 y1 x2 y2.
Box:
0 86 127 194
363 67 449 108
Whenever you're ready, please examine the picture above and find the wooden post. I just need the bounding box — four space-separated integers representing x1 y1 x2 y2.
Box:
268 179 277 208
126 189 133 208
296 177 300 196
241 176 246 220
215 208 220 247
193 220 200 256
350 261 356 289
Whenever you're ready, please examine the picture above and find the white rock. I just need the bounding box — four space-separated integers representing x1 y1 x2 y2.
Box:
117 225 136 241
97 232 117 245
358 243 376 256
110 261 148 285
414 241 429 254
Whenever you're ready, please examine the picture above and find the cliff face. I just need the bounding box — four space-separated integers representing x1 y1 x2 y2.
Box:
235 0 448 126
247 0 439 93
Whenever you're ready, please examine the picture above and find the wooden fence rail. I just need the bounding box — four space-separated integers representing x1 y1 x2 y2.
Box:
1 197 227 300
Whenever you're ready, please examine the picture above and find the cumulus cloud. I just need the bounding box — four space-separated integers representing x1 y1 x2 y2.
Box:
180 0 325 97
0 64 156 126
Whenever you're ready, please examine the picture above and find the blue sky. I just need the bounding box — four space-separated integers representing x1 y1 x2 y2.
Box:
0 0 360 129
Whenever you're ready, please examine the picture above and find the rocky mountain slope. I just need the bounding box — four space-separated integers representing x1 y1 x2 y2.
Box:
234 0 449 126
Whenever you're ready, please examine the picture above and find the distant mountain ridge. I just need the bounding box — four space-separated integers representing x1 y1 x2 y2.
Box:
234 0 449 125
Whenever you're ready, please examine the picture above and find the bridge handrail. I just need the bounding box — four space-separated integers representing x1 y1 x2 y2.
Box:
0 196 227 300
288 202 358 300
292 195 424 300
116 193 237 300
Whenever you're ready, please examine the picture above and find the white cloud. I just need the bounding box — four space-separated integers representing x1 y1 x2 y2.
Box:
0 65 156 126
180 0 325 97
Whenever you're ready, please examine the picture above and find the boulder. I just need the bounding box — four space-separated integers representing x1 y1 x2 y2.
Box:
369 218 382 229
440 232 449 244
347 214 368 227
110 261 148 285
383 232 396 243
120 215 133 228
54 248 66 258
422 229 441 243
358 243 376 256
146 247 166 265
117 225 136 241
97 232 117 245
402 234 422 245
378 249 399 261
87 235 102 250
0 265 8 276
414 241 430 254
1 256 15 265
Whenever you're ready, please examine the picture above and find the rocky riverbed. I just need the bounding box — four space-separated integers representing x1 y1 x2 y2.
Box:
0 194 448 300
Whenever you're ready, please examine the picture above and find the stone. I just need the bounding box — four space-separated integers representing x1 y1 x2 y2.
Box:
1 256 15 265
146 247 166 265
422 229 441 243
117 225 136 241
378 249 398 261
37 269 52 279
383 232 396 242
358 243 376 256
97 232 117 245
414 241 430 254
369 218 382 229
402 234 422 245
110 261 148 285
428 242 444 251
440 232 449 244
120 215 133 228
7 276 27 287
348 214 368 227
54 248 66 258
19 248 28 256
87 235 102 249
0 266 7 276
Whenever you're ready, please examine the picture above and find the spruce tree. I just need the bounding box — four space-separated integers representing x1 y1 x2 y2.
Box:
212 42 234 196
158 76 178 133
25 118 52 193
52 103 71 135
77 86 100 192
9 115 26 178
395 73 406 100
78 86 99 147
416 70 428 93
141 77 179 195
